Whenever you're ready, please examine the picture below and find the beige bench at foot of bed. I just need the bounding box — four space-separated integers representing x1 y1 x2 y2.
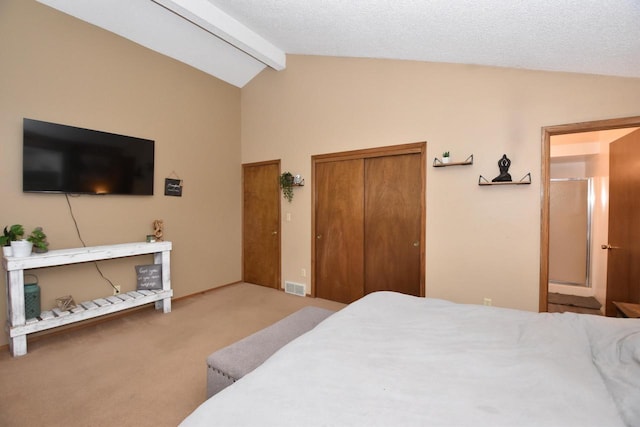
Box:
206 306 335 398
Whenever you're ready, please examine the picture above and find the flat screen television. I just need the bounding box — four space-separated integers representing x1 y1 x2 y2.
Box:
23 118 154 195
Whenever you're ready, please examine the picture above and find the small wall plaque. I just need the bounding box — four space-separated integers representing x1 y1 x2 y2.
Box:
164 178 183 197
135 264 163 290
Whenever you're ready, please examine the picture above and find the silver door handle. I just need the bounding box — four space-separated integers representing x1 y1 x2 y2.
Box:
413 241 419 247
272 231 278 235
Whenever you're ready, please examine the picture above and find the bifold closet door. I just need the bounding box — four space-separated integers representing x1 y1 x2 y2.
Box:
314 151 423 304
364 154 422 296
315 159 365 304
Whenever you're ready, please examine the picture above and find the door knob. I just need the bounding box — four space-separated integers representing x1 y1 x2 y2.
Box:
413 241 420 247
316 235 322 239
272 231 278 235
601 244 618 250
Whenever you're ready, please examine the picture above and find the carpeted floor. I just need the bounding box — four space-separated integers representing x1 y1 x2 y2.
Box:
0 283 345 427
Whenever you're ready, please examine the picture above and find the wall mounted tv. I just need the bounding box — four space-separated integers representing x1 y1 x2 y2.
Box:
23 118 154 195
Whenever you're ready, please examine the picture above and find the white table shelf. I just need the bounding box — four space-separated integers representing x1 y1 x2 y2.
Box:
2 241 172 357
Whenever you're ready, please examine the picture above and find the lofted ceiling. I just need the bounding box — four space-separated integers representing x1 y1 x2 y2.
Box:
37 0 640 88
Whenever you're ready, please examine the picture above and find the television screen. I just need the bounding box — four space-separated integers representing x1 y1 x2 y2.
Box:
23 118 154 195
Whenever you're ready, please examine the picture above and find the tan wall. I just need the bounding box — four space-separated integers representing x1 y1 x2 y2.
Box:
241 55 640 311
0 1 242 345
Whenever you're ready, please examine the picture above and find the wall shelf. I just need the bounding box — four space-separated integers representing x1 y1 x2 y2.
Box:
433 154 473 167
478 172 532 186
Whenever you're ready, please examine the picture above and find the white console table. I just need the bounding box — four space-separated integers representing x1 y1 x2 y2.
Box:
2 241 172 357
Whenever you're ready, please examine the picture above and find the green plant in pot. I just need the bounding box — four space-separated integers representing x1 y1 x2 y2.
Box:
28 227 49 253
280 172 295 203
0 224 25 256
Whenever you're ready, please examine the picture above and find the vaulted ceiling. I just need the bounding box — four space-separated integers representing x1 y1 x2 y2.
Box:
37 0 640 88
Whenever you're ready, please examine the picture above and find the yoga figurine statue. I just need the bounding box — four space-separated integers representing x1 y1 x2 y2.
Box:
492 154 512 182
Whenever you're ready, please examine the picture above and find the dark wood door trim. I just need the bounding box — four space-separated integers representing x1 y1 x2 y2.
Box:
313 142 425 163
539 116 640 312
311 142 426 299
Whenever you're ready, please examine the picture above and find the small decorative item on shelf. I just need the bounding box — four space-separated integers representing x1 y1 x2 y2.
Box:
492 154 512 182
24 274 41 319
280 172 295 203
0 224 25 257
478 154 531 186
442 151 451 164
28 227 49 253
10 239 32 257
56 295 77 311
153 219 164 241
433 154 473 167
136 264 163 290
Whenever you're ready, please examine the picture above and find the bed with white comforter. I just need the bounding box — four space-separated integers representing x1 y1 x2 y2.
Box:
181 292 640 427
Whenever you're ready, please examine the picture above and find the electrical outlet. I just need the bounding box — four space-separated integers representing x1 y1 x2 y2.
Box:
301 268 306 277
113 285 121 295
483 297 492 306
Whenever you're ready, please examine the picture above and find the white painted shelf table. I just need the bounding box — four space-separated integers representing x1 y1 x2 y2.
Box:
2 241 172 357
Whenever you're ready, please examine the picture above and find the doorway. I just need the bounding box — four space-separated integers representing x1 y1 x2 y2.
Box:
539 116 640 314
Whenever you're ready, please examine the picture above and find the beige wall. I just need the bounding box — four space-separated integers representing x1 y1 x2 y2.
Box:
0 1 242 346
241 55 640 311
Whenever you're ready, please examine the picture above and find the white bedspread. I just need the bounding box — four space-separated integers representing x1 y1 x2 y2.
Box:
181 292 640 427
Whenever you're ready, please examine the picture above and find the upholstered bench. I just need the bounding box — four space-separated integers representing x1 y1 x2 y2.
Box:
206 306 335 398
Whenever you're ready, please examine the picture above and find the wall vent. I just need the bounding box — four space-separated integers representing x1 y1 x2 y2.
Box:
284 281 306 297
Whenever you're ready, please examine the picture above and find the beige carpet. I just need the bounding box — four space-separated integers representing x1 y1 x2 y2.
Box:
0 283 345 427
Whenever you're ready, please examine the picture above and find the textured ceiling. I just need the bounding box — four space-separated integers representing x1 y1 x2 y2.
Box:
37 0 640 87
209 0 640 78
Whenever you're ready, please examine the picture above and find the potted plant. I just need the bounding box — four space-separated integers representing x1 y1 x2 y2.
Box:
280 172 295 203
442 151 451 164
0 224 25 257
28 227 49 253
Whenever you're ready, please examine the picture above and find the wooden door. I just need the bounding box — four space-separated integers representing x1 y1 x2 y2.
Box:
315 159 365 303
605 129 640 315
364 154 422 296
243 161 280 289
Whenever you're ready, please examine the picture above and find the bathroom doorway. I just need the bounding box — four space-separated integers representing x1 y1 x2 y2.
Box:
540 117 640 314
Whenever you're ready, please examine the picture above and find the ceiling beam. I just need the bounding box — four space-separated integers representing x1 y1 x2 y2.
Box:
152 0 286 71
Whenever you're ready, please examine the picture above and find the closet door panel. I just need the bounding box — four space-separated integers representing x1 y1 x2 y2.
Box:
315 159 365 303
364 154 422 296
